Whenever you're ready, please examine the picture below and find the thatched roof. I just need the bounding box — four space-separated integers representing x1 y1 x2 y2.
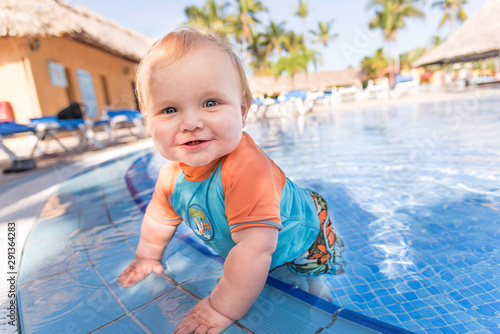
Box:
250 68 363 95
0 0 156 62
413 0 500 67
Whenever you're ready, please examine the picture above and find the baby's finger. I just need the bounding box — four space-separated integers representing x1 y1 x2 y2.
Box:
207 328 221 334
118 273 127 285
153 263 164 274
130 269 150 286
122 271 141 287
194 324 208 334
118 267 135 284
118 266 133 280
118 272 128 284
207 326 226 334
173 318 199 334
185 307 194 317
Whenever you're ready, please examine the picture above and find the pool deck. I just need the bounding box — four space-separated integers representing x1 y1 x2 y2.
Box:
1 87 500 333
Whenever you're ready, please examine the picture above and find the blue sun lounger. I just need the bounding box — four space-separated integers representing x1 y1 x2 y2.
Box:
0 121 37 173
280 90 310 115
250 97 281 119
104 109 146 142
30 116 110 152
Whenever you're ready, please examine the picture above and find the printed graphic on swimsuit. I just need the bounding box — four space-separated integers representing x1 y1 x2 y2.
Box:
188 204 214 241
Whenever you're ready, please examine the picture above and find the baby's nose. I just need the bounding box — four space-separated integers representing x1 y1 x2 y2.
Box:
180 109 204 131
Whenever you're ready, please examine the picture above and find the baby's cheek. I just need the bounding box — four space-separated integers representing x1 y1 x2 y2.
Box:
151 137 169 155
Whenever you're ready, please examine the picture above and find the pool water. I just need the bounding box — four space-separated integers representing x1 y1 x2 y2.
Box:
240 93 500 333
17 93 500 333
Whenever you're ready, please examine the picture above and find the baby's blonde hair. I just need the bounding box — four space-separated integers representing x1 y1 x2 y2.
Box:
136 26 253 113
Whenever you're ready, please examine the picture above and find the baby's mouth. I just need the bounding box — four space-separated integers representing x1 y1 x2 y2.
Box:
184 140 206 146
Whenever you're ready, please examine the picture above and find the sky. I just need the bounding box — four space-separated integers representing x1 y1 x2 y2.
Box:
65 0 488 72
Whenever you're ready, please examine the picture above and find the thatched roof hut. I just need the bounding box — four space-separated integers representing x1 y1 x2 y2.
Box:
250 68 363 95
413 0 500 67
0 0 156 62
0 0 158 123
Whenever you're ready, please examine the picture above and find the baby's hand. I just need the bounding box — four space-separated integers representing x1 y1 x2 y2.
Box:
172 297 234 334
118 258 163 287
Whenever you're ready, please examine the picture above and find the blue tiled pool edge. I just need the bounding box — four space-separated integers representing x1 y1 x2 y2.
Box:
126 153 414 334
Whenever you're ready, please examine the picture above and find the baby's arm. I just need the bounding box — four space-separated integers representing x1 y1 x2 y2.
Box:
173 226 279 333
118 213 177 287
211 226 279 317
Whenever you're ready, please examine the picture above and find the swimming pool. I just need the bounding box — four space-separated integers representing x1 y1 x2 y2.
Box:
16 92 500 333
240 93 500 333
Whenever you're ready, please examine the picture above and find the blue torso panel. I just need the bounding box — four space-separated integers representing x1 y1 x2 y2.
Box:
169 163 320 269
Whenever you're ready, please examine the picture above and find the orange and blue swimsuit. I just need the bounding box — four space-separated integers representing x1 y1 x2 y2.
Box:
146 132 345 275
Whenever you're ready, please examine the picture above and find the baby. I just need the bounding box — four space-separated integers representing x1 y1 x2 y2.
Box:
118 27 344 333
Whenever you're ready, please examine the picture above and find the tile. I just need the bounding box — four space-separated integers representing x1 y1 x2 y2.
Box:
355 284 370 294
367 299 382 309
182 276 220 300
77 225 130 262
402 291 418 301
18 234 87 286
162 240 223 284
18 266 125 333
387 304 405 314
93 250 176 312
361 292 376 302
428 315 448 328
79 204 111 230
406 322 424 332
396 313 411 323
238 285 334 334
93 316 145 333
462 321 483 332
131 288 196 333
475 304 497 317
25 214 79 244
476 318 500 329
419 307 438 318
479 281 496 292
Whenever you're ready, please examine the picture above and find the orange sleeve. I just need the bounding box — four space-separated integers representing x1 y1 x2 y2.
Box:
145 162 183 225
221 133 287 233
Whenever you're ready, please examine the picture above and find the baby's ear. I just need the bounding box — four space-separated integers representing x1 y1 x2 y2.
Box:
240 99 249 127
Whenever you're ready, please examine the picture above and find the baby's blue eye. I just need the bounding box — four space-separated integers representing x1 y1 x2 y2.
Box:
205 100 217 108
163 107 177 114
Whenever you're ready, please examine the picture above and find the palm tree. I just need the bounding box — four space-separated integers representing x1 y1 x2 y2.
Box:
368 0 425 76
189 207 206 234
248 31 273 75
430 35 446 47
273 54 300 81
231 0 267 51
298 45 322 73
309 20 338 48
293 0 310 39
399 46 426 69
184 0 232 36
432 0 468 31
273 45 321 87
283 30 304 54
262 20 288 57
361 48 388 80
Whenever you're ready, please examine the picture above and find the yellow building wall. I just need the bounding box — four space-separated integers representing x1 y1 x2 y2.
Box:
0 38 41 123
0 36 139 123
28 37 138 119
